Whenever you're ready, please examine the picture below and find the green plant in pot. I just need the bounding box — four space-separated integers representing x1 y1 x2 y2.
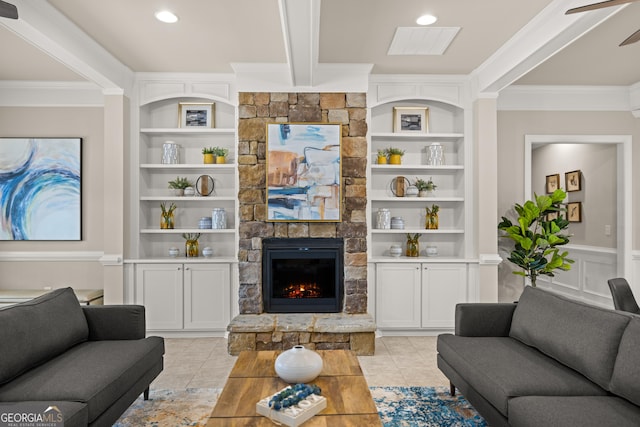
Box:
414 177 436 196
213 147 229 164
387 147 405 165
377 148 388 164
498 189 574 287
202 147 215 164
168 176 193 196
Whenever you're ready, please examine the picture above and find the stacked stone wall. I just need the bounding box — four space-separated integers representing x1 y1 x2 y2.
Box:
237 92 368 315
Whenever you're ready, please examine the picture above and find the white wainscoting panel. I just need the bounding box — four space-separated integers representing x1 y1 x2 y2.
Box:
536 245 617 308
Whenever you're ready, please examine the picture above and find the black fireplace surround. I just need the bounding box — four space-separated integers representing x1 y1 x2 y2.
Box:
262 238 344 313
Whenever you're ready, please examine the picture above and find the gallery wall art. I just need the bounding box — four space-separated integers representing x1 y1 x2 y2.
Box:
0 138 82 240
266 123 341 221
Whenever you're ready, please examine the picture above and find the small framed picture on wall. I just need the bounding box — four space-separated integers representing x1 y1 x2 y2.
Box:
565 170 582 192
545 174 560 194
567 202 582 222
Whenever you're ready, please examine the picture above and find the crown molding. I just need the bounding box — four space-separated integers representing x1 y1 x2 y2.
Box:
0 80 104 106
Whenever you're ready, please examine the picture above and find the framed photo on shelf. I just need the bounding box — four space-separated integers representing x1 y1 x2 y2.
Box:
178 102 215 128
545 174 560 194
266 123 342 222
393 107 429 133
565 170 582 192
567 202 582 222
0 137 82 241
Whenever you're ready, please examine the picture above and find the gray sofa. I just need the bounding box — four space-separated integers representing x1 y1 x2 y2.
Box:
437 286 640 427
0 287 164 427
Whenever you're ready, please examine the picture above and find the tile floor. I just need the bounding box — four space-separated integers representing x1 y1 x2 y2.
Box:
151 336 450 390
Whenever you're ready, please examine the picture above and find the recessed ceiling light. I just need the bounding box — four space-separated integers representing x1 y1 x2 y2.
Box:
416 14 437 26
155 10 179 24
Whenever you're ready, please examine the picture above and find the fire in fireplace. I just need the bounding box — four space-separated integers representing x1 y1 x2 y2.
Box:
262 238 344 313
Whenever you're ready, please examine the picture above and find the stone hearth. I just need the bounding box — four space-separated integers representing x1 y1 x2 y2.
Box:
227 313 375 356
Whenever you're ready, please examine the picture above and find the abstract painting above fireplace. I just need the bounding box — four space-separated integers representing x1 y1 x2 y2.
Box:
262 237 344 313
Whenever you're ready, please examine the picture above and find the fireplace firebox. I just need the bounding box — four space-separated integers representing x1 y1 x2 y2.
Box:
262 238 344 313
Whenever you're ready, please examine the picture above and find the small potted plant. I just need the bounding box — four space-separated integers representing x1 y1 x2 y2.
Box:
377 148 388 164
202 147 215 164
414 177 437 197
168 176 193 196
425 204 440 229
213 147 229 164
387 147 405 165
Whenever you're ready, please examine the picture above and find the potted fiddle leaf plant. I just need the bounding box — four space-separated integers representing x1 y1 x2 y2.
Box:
498 189 573 287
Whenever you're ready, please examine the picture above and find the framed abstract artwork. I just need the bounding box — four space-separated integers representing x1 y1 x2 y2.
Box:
0 138 82 240
178 102 215 128
393 107 429 133
266 123 342 222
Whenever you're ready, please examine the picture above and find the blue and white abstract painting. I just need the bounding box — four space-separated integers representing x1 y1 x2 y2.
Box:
0 138 81 240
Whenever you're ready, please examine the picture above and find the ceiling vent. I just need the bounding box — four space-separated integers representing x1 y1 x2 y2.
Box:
387 27 460 55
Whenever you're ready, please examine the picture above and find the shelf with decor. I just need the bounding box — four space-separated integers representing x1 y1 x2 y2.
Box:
135 96 237 263
368 99 467 264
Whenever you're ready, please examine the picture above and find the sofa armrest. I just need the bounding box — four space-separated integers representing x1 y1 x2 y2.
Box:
455 303 517 337
82 305 146 340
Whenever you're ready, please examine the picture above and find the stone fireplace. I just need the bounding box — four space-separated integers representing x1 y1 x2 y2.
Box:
227 92 375 355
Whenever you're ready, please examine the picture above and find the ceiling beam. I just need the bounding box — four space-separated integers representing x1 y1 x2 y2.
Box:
472 0 627 95
279 0 320 87
0 0 133 93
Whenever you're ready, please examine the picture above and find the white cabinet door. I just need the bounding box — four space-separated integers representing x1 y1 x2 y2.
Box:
135 264 184 330
375 263 422 328
421 263 467 328
184 263 231 330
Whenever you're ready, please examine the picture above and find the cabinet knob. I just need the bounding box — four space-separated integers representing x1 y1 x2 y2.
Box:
177 267 182 271
185 267 190 271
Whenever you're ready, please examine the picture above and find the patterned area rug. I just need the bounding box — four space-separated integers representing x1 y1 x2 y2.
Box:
114 388 221 427
371 386 487 427
114 386 486 426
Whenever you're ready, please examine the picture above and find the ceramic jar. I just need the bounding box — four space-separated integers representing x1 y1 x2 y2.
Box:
405 185 419 197
198 217 212 229
202 246 213 257
390 217 405 229
274 345 323 383
376 208 391 229
211 208 227 229
389 244 403 257
183 186 195 197
168 247 179 257
427 143 445 165
161 141 180 164
426 246 438 257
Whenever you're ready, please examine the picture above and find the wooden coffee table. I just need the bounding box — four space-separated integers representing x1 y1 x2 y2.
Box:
207 349 381 426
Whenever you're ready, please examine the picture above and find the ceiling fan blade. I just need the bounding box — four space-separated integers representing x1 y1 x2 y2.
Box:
620 28 640 45
566 0 639 14
0 0 18 19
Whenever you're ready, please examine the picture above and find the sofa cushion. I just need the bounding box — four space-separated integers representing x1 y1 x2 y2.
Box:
0 337 164 423
509 395 640 427
437 334 606 416
610 316 640 406
0 287 88 385
509 286 630 389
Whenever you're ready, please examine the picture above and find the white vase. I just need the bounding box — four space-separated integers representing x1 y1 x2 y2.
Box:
274 345 323 383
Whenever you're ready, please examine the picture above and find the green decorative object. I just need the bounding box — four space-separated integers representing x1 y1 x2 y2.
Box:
498 189 573 287
406 233 421 257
